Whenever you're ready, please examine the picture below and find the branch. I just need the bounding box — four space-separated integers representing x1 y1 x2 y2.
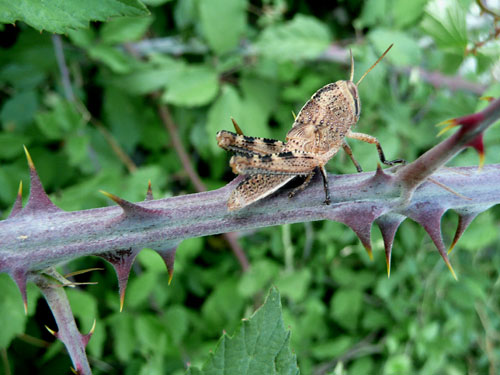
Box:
34 274 94 375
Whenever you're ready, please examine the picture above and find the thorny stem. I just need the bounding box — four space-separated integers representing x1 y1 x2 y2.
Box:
34 274 92 375
156 102 250 271
397 98 500 194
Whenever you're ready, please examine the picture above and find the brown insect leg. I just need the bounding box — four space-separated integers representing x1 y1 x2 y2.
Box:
288 171 315 199
319 165 331 205
216 131 285 155
346 131 405 166
342 141 363 172
230 152 318 175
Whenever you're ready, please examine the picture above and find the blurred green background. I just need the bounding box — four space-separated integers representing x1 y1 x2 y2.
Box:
0 0 500 374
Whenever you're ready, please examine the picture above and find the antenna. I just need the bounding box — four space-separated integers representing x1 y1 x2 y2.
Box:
349 49 354 82
356 44 393 87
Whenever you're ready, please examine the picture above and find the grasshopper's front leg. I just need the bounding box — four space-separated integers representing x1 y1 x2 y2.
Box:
347 131 405 166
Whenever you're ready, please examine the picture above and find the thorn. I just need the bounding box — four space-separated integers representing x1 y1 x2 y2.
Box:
145 180 154 201
100 190 157 219
155 246 178 285
11 269 28 314
99 248 140 312
479 96 494 102
45 325 58 337
291 111 297 120
478 150 485 172
231 117 244 135
23 146 61 214
385 252 391 278
436 119 458 137
71 367 78 375
377 215 405 279
82 319 96 347
443 255 458 281
448 212 480 254
23 145 35 169
365 245 374 261
9 180 23 217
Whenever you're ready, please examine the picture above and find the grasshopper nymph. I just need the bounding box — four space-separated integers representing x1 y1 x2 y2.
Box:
217 44 404 211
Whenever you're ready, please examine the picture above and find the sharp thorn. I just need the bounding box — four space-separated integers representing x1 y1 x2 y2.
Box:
146 180 154 201
385 253 391 278
45 325 58 337
119 290 125 313
100 190 156 219
444 257 458 281
479 96 494 102
9 180 24 217
437 123 458 137
364 245 374 261
231 117 244 135
89 319 96 335
478 151 485 172
23 145 35 170
291 111 297 120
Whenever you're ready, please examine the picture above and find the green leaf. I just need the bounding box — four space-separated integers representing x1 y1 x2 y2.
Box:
35 98 83 140
330 288 363 331
188 287 300 375
368 29 422 67
88 45 135 74
0 274 28 348
0 90 38 130
206 85 242 154
110 58 185 95
162 64 219 107
108 312 136 362
0 0 149 34
0 133 29 159
100 16 154 44
255 15 331 61
421 0 468 51
198 0 246 54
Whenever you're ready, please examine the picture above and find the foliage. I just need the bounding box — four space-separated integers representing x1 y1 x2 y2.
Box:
0 0 499 375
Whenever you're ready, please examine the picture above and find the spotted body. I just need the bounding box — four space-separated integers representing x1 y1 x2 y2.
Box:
217 45 404 211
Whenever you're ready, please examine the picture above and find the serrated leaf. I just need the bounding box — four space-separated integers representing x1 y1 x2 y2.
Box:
198 0 246 54
188 287 300 375
0 0 149 34
255 15 331 61
162 64 219 107
421 0 468 51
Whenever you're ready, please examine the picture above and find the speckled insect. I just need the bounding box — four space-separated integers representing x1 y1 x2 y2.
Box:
217 44 404 211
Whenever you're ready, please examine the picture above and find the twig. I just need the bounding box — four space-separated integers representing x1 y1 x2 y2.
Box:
34 274 93 375
156 102 249 271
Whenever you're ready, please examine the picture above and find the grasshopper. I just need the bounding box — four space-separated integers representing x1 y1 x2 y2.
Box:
217 44 404 211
